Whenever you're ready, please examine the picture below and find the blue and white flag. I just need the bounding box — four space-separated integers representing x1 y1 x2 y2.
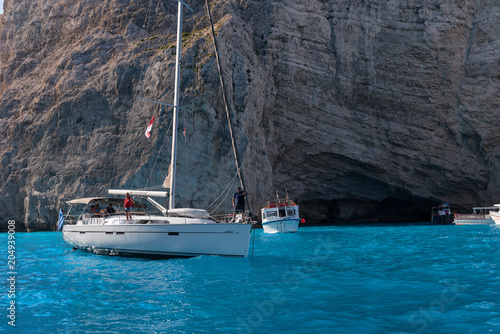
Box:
57 209 64 231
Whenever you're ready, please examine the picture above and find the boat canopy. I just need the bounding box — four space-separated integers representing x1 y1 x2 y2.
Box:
66 197 146 209
108 189 168 197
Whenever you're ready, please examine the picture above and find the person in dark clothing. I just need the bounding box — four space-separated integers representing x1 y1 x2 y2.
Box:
232 187 247 221
106 204 116 214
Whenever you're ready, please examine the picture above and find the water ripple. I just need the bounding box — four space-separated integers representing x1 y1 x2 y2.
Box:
2 225 500 333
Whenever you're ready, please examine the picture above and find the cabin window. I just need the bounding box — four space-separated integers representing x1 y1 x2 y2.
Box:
266 211 277 218
279 209 286 217
287 208 294 217
262 212 266 220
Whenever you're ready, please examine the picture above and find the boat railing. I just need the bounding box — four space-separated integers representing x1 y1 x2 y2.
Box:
65 209 152 226
77 214 105 225
266 199 295 207
455 214 486 219
64 214 80 225
211 211 252 224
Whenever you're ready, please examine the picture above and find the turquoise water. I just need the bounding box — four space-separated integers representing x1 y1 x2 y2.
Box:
2 225 500 333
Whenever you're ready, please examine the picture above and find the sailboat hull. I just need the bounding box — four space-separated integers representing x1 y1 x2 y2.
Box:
63 222 252 258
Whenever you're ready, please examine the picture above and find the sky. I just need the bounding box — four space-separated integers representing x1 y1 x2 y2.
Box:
0 0 3 15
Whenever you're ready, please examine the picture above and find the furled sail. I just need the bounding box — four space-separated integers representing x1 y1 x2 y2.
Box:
162 162 173 189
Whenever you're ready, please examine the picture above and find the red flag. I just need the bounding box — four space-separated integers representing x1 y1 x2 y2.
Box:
145 116 155 138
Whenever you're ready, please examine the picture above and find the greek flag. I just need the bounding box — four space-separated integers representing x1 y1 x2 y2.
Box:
57 209 64 231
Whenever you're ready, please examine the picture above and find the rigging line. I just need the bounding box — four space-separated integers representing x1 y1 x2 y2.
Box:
137 1 178 104
143 0 154 31
129 18 169 179
206 168 240 209
207 186 235 215
141 185 164 190
134 3 177 126
206 167 241 210
143 104 162 189
137 98 195 113
139 7 180 190
136 1 171 103
147 1 177 98
144 108 175 189
137 0 155 98
152 0 165 32
205 0 246 191
179 109 189 204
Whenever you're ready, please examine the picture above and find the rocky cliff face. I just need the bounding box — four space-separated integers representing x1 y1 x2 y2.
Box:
1 0 500 230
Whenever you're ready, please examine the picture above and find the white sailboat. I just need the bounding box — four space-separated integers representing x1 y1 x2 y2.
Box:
62 1 252 258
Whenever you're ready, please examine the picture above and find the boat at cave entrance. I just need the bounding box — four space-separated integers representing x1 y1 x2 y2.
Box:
453 206 499 225
431 203 454 225
61 1 252 258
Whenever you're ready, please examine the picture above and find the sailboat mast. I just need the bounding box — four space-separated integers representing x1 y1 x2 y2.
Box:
169 0 184 209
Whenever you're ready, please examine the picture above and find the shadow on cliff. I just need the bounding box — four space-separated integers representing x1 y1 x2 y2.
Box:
299 196 458 224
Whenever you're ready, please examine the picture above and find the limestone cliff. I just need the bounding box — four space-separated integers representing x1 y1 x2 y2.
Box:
1 0 500 230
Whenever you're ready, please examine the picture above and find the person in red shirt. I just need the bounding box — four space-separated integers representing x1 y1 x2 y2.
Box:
124 193 134 221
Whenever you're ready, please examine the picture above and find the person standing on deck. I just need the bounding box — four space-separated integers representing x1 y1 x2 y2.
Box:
124 193 134 221
232 187 247 221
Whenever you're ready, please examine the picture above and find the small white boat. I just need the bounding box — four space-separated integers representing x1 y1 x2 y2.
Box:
261 196 303 234
454 206 499 225
431 203 454 225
